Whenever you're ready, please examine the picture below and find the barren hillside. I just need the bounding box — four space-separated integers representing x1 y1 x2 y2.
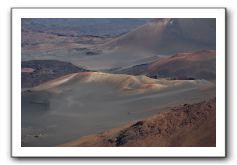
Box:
60 98 216 147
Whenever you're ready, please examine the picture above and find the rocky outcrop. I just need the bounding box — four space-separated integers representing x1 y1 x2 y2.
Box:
60 98 216 147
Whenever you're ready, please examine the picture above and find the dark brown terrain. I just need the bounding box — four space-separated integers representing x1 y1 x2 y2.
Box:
21 60 89 88
113 50 216 80
60 98 216 147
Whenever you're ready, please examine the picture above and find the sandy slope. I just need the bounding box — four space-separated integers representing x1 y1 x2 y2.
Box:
22 72 215 147
32 72 214 94
60 98 216 147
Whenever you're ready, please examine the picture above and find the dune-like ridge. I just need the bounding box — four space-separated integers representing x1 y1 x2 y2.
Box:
31 71 214 95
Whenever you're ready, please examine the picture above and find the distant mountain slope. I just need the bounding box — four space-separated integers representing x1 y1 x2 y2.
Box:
114 50 216 80
75 19 216 70
21 18 216 71
59 98 216 147
21 60 88 88
104 18 216 55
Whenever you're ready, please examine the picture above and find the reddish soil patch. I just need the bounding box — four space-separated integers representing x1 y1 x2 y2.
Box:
148 50 216 72
21 67 35 73
59 98 216 147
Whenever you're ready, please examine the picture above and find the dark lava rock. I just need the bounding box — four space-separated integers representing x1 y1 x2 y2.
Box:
21 60 89 88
